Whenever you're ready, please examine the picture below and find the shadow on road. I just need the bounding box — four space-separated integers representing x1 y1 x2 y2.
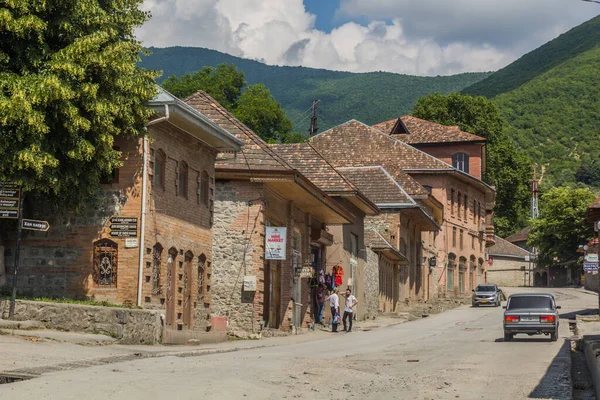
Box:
528 340 571 399
559 308 598 319
494 337 553 343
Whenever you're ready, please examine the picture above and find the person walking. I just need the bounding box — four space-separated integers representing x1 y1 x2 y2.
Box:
316 284 325 325
342 288 358 333
326 289 340 332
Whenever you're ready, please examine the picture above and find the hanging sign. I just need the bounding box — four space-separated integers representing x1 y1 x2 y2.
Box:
265 227 287 260
0 182 20 219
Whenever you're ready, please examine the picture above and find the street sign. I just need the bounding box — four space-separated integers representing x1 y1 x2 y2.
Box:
0 182 20 219
584 261 599 272
584 254 599 263
21 219 50 232
109 216 138 237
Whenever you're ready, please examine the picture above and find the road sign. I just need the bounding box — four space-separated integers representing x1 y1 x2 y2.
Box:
21 219 50 232
0 182 20 219
585 254 599 263
109 216 138 237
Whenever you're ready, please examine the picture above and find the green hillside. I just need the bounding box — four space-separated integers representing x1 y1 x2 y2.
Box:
463 15 600 98
461 14 600 188
141 47 489 132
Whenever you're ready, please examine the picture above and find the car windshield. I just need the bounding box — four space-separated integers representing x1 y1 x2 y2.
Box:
508 296 553 310
476 285 495 292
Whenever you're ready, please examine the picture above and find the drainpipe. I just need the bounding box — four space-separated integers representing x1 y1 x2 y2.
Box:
138 104 170 306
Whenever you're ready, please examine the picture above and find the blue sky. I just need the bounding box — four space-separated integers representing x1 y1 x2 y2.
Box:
138 0 597 76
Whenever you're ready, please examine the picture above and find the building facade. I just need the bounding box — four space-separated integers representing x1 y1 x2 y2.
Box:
486 236 531 287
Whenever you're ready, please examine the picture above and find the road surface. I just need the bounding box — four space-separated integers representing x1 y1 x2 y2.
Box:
1 287 596 400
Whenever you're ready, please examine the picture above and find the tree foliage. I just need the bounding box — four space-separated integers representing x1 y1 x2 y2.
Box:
0 0 157 211
528 186 596 268
412 93 532 237
162 63 298 143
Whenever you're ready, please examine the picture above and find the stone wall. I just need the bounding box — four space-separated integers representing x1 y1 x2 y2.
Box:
487 256 529 287
585 272 600 293
0 240 5 287
363 248 379 319
0 299 162 344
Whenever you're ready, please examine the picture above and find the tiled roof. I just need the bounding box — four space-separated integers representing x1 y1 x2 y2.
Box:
505 226 531 243
336 166 413 205
365 229 408 262
184 91 292 171
309 120 452 196
590 196 600 209
488 236 530 257
373 116 486 144
270 143 357 193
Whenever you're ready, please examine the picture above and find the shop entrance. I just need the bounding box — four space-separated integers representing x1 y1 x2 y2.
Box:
264 260 281 329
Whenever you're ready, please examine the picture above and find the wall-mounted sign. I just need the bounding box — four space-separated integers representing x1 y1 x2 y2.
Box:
584 261 599 272
243 275 257 291
109 216 138 237
0 182 20 219
22 219 50 232
265 227 287 260
584 254 599 263
125 238 139 248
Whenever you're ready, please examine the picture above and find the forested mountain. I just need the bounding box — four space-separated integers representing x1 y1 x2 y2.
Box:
140 47 489 132
463 14 600 188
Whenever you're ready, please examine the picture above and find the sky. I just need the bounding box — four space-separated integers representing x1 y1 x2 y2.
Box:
137 0 598 76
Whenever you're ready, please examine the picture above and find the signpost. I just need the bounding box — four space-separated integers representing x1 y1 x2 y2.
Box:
21 219 50 232
109 217 138 237
0 183 20 219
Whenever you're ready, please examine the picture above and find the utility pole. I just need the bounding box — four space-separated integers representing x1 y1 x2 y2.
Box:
309 100 320 136
530 166 539 287
9 190 24 319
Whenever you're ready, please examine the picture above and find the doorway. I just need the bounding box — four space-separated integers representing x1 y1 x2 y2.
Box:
264 260 281 329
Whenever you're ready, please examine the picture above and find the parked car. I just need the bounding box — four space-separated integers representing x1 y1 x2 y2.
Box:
472 284 502 307
503 293 560 342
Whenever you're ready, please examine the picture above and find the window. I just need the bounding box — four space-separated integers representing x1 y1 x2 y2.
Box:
471 235 475 250
476 201 481 228
472 199 476 223
459 229 464 250
452 227 457 248
350 233 359 261
447 254 456 291
152 244 163 295
452 153 469 173
200 171 209 206
153 149 166 190
93 239 118 287
464 194 468 220
451 189 455 215
458 257 467 293
198 254 207 301
457 192 462 220
178 162 188 199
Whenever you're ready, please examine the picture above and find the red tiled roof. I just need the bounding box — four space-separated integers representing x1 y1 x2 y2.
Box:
184 91 292 171
488 236 530 257
309 120 452 196
505 226 531 243
270 143 357 194
373 116 486 144
336 166 413 205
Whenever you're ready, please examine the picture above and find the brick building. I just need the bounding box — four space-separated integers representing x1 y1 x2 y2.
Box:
1 87 243 339
311 120 495 300
184 91 355 336
486 236 531 287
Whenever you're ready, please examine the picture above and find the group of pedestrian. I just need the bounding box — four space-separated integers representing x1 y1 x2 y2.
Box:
322 287 357 333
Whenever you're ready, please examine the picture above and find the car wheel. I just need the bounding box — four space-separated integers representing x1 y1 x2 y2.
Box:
495 300 500 307
504 332 513 342
550 331 558 342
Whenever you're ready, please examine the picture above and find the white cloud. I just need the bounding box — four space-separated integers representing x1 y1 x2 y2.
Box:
136 0 597 76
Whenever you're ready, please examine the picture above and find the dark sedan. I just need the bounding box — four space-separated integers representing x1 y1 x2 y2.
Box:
503 293 561 342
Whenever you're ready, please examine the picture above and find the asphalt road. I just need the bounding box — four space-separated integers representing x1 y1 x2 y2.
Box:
1 287 596 400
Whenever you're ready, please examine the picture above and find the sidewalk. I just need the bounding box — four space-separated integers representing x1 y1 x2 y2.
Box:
0 314 408 377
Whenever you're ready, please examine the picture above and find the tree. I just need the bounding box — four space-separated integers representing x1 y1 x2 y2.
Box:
412 93 532 237
161 64 245 110
528 186 596 268
0 0 157 211
162 64 296 142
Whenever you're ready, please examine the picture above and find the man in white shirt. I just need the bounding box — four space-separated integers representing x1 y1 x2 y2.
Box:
342 288 358 333
326 289 340 332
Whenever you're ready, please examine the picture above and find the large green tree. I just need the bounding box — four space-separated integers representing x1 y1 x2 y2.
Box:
0 0 157 211
412 93 532 237
528 186 596 268
162 64 298 143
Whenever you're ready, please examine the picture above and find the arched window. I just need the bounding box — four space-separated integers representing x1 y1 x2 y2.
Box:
152 243 163 295
459 256 467 293
178 161 188 199
93 239 118 287
447 254 456 291
452 153 469 173
200 171 209 206
153 149 166 190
